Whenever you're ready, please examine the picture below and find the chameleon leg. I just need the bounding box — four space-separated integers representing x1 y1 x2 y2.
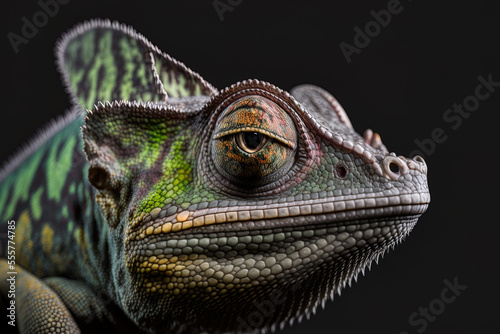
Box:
0 259 80 333
43 277 137 332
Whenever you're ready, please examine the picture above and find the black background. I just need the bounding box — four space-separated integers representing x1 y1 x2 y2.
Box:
2 1 499 333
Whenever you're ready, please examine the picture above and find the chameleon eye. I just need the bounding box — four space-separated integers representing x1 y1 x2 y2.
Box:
235 132 268 153
211 96 297 185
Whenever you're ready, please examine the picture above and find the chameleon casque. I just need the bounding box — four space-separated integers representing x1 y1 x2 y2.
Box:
0 19 430 333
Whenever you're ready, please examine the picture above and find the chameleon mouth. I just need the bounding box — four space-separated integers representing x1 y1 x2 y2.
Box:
124 212 419 317
126 191 430 241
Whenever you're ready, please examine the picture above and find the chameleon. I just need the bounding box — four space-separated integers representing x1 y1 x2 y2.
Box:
0 19 430 333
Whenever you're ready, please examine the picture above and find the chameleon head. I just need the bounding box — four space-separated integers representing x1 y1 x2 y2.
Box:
83 80 429 332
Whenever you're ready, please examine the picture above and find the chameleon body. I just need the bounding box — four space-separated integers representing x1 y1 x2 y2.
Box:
0 19 430 333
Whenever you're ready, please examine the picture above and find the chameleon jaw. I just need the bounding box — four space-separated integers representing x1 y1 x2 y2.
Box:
126 189 430 242
122 211 420 332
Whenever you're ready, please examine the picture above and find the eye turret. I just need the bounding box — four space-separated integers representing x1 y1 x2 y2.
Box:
211 95 297 184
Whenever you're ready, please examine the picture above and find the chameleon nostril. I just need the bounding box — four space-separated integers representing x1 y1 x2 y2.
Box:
382 156 408 180
389 162 400 174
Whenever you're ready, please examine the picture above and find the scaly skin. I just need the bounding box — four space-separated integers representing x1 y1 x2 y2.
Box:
0 19 430 333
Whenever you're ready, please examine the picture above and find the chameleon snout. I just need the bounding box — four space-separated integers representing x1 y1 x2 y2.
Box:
381 154 427 181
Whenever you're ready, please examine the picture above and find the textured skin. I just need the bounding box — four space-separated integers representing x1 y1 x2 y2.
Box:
0 19 430 333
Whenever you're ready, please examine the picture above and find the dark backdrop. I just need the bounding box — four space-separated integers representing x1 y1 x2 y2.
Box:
2 1 499 333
